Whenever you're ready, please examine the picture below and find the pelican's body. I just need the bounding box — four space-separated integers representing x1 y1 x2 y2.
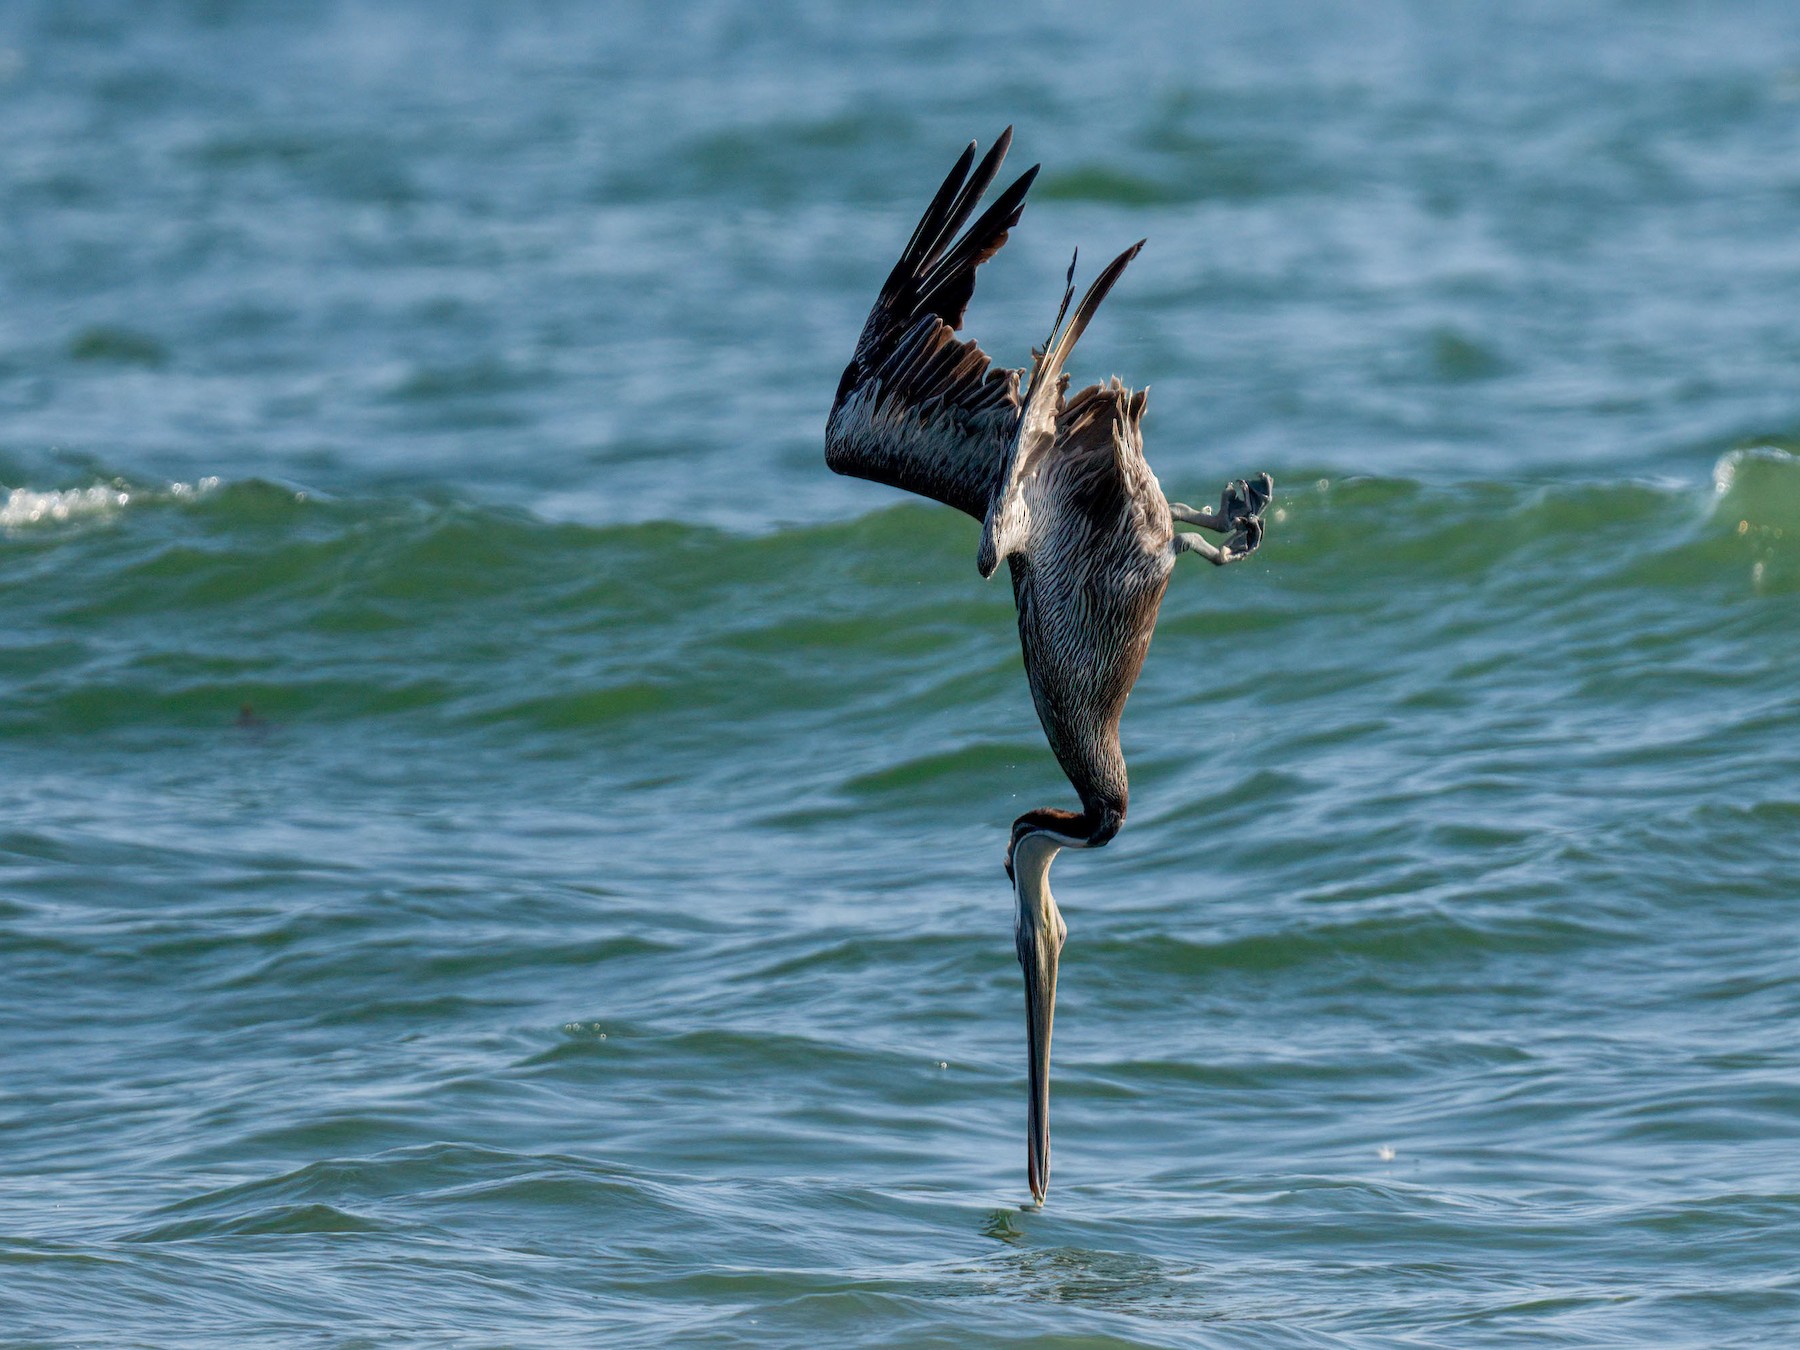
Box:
825 131 1271 1204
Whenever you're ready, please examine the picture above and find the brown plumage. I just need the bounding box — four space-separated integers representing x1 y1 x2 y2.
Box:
825 130 1033 521
825 131 1272 1205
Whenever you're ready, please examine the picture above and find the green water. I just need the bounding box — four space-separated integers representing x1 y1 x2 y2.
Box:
5 3 1800 1346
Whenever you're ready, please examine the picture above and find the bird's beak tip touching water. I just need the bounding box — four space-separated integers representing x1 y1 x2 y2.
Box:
1013 833 1066 1206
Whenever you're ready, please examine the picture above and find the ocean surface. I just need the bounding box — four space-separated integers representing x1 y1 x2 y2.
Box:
4 3 1800 1345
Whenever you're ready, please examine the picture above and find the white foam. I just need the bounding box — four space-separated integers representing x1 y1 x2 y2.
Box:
1713 445 1796 496
0 477 220 528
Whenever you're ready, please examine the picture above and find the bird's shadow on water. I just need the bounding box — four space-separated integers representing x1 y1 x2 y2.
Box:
961 1207 1213 1320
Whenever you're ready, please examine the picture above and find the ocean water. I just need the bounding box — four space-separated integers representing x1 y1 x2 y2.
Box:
4 2 1800 1345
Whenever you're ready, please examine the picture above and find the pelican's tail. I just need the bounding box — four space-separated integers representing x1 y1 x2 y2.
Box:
978 240 1147 578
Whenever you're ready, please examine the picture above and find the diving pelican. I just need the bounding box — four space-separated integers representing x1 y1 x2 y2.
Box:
825 130 1272 1205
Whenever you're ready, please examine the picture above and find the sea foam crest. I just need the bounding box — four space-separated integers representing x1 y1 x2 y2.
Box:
0 477 220 528
1711 446 1800 530
1713 444 1797 497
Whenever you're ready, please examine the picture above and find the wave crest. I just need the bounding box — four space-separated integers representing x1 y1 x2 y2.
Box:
0 477 221 529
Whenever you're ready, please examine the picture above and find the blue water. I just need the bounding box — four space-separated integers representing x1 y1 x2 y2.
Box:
4 3 1800 1345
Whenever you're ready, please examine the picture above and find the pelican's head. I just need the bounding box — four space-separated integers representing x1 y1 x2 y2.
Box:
1011 829 1067 1205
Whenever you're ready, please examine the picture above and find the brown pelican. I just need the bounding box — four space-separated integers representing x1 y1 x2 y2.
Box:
825 130 1272 1205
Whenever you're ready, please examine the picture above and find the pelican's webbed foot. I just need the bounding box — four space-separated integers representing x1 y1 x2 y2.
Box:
1172 473 1272 565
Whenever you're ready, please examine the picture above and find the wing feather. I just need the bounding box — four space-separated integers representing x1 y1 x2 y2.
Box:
826 132 1037 522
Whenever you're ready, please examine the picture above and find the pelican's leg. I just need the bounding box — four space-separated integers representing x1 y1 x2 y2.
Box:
1169 474 1272 533
1177 531 1263 565
1176 516 1262 565
1173 473 1271 565
1167 502 1230 531
1176 532 1229 565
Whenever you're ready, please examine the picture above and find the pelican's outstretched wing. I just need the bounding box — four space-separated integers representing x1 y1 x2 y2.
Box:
826 131 1038 522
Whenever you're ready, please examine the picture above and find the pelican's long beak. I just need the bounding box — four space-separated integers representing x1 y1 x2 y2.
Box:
1012 834 1066 1206
1020 909 1060 1204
